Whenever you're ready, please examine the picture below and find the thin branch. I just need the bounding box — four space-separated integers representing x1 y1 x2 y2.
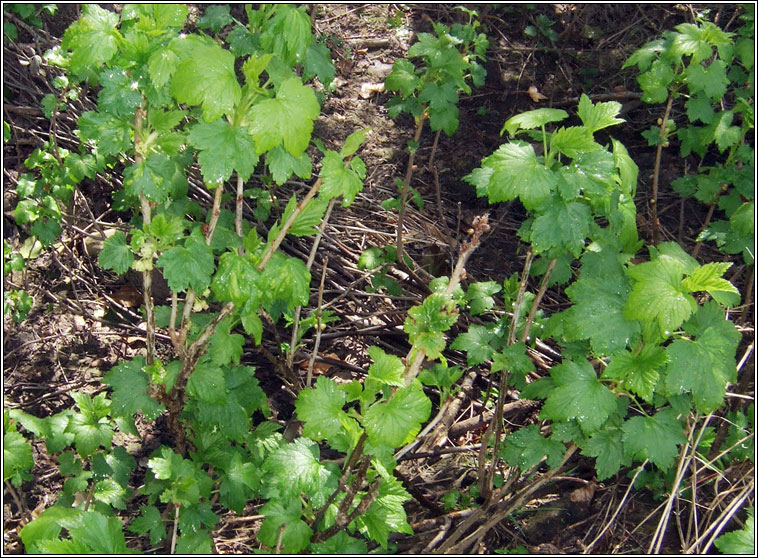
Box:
396 112 428 263
650 91 676 245
306 256 329 388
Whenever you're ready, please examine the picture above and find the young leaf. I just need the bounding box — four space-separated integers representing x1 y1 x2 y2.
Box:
262 438 338 506
366 346 406 388
295 376 359 447
218 452 261 513
128 505 167 546
68 392 114 457
499 424 565 469
549 126 599 159
577 93 625 133
681 261 740 307
530 200 591 257
364 381 431 448
258 498 312 554
170 40 241 121
266 144 312 185
157 233 215 293
561 269 640 355
103 356 165 420
61 5 119 75
602 345 668 403
404 293 459 360
339 128 370 159
258 253 311 310
541 359 617 434
98 231 134 275
501 108 568 137
187 119 258 184
622 408 687 470
249 77 320 156
385 58 420 98
303 43 336 86
319 150 364 205
581 425 630 480
664 321 739 414
56 510 132 554
465 143 556 210
211 251 260 306
186 360 226 405
465 280 501 316
714 508 754 555
3 430 34 486
450 324 496 366
625 255 698 334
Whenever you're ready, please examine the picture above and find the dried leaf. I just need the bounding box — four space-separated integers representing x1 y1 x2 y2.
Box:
528 85 548 103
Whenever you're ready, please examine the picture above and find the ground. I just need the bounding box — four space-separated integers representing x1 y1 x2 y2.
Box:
3 3 754 554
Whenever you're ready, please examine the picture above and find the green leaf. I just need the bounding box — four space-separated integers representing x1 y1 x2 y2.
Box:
364 381 431 448
603 345 668 403
188 119 258 185
684 59 729 101
219 452 261 513
57 510 132 554
622 408 687 470
249 77 320 156
465 143 556 210
148 49 179 89
577 94 624 133
637 59 675 104
581 425 630 480
530 201 591 257
157 233 215 293
97 68 143 118
682 262 740 306
465 280 501 316
541 359 617 434
288 195 327 237
128 505 167 546
295 376 359 449
258 253 311 310
319 150 364 205
625 252 699 334
303 43 336 86
103 357 164 420
123 153 177 204
366 346 406 388
258 4 313 67
175 529 213 555
68 392 113 457
262 438 338 505
310 531 368 555
186 360 226 405
3 430 34 486
450 324 495 366
258 498 313 553
19 506 71 553
211 251 260 306
501 108 568 137
492 342 535 389
266 144 312 185
385 58 420 98
715 508 754 555
170 41 241 121
500 424 565 469
404 293 459 360
665 313 740 414
340 128 371 159
197 4 232 32
549 126 599 159
562 262 640 355
61 5 119 75
97 231 134 275
207 321 244 366
93 478 127 509
78 111 131 157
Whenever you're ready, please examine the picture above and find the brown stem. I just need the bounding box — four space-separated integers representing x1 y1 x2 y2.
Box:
396 112 428 263
402 214 489 386
650 92 676 245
